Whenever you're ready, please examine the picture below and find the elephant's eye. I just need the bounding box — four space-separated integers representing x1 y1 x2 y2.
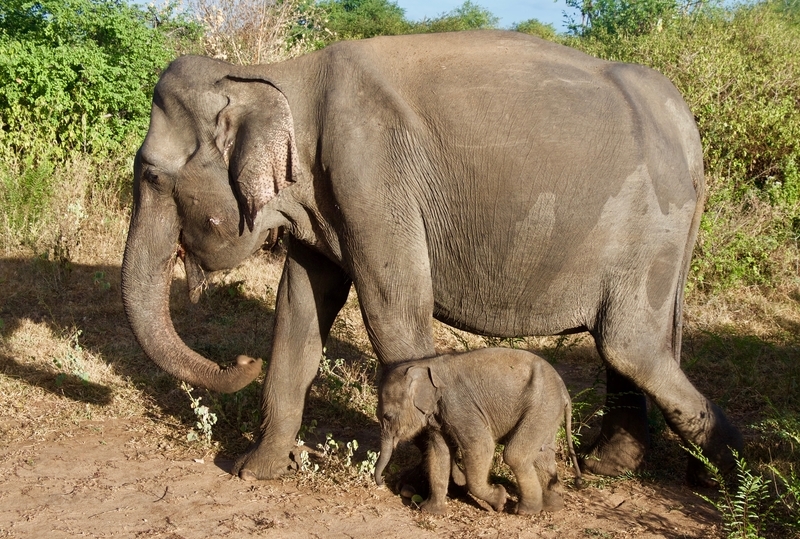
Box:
142 168 160 185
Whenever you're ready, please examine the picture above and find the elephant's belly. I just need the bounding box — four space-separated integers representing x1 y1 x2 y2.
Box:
431 269 598 338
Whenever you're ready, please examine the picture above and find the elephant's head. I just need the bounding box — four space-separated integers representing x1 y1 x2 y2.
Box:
374 364 443 486
121 55 302 392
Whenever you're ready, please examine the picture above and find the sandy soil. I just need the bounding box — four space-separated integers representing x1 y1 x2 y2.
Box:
0 248 738 539
0 416 723 539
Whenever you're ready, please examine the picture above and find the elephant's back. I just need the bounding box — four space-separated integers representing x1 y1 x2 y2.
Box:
308 31 702 339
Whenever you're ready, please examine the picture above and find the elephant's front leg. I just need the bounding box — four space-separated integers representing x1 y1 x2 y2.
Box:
420 430 451 515
234 242 351 480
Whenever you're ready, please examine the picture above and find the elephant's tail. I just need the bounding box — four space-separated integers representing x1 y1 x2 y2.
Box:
672 143 706 365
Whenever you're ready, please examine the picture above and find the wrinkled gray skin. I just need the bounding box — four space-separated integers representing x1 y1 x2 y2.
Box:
374 348 583 515
121 30 743 483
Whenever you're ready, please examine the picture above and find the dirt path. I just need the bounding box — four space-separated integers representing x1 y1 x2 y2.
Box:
0 418 721 539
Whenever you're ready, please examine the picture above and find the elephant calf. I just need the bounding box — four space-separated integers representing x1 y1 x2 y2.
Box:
374 347 582 515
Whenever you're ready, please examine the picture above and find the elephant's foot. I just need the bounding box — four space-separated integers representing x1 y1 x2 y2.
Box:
232 440 298 481
516 490 562 515
514 498 542 515
396 463 468 500
420 498 447 515
485 484 507 512
541 490 565 512
682 402 743 487
580 428 647 477
686 454 720 488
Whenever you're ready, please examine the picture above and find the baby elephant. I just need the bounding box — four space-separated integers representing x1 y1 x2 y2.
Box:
374 347 582 515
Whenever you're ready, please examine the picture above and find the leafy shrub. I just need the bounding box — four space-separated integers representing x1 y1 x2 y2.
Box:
0 0 200 250
687 446 775 539
565 0 690 37
513 18 557 40
317 0 409 40
564 1 800 291
0 160 54 235
316 0 498 39
0 0 186 164
409 0 499 33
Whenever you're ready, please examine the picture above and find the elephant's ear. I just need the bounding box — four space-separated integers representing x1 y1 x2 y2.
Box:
214 77 300 232
407 366 440 416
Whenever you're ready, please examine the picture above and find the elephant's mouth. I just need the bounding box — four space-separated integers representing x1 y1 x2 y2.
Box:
261 226 285 252
177 242 207 304
176 226 283 304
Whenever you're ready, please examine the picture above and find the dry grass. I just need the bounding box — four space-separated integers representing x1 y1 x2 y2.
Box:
189 0 331 65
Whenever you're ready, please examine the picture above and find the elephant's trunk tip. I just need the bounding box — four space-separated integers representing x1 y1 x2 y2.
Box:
374 438 394 487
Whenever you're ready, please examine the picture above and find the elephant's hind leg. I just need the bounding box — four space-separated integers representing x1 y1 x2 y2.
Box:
580 367 649 477
461 436 507 512
503 438 544 514
585 305 742 481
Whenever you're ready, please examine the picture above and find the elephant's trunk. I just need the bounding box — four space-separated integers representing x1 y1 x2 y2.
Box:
121 183 262 393
374 435 394 486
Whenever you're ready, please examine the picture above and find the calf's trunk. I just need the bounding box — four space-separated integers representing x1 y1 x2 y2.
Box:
374 436 394 486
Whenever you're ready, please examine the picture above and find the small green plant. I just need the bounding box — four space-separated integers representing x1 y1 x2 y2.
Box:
769 465 800 530
296 432 378 480
686 445 774 539
314 349 377 419
756 415 800 531
359 449 379 477
298 419 318 440
568 386 606 450
181 382 218 445
317 432 341 460
92 271 111 291
52 329 89 385
295 439 319 473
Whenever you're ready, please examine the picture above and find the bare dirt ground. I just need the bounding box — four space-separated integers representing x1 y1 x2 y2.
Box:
0 414 722 539
4 222 797 538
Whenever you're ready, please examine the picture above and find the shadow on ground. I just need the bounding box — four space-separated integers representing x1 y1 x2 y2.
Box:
0 252 373 451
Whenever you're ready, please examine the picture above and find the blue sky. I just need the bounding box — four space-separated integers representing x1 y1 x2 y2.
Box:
394 0 578 31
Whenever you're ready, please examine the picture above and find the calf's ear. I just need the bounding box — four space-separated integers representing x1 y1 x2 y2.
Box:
407 366 439 415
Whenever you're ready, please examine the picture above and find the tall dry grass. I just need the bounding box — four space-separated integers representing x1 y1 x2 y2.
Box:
189 0 332 64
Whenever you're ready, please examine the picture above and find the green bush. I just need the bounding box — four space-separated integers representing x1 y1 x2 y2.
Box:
317 0 498 39
0 0 202 250
0 0 189 165
409 1 498 33
513 19 558 40
564 1 800 291
317 0 410 40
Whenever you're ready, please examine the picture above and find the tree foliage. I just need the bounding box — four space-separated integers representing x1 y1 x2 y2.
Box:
410 1 499 33
317 0 499 39
317 0 409 39
567 1 800 290
513 19 557 40
0 0 194 164
2 0 800 294
564 0 707 37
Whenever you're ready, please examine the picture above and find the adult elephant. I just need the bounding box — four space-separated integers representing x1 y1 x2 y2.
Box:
121 30 742 482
